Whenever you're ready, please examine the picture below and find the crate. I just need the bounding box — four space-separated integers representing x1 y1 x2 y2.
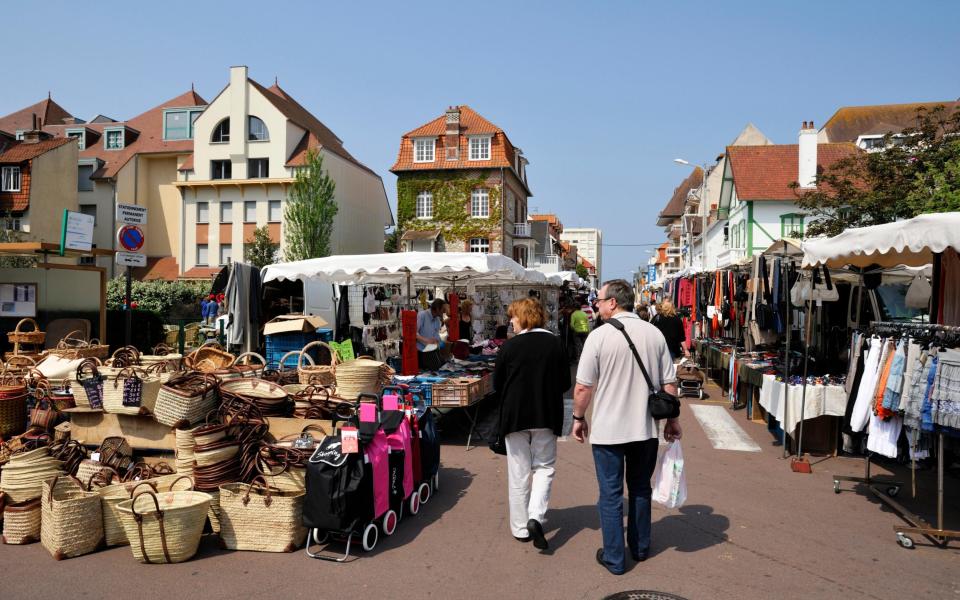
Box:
431 377 482 407
407 383 432 407
265 329 334 369
478 372 493 397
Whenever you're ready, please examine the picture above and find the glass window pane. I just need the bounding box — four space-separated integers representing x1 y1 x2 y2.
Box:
213 119 230 143
220 245 232 265
165 111 189 140
77 165 94 192
197 245 208 265
245 201 257 222
197 202 209 223
269 200 281 222
220 202 232 223
248 117 269 141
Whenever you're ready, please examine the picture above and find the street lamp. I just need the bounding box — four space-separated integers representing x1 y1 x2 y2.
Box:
673 158 708 270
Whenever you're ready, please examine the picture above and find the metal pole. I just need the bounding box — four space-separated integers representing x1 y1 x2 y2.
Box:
782 245 791 458
796 298 813 460
938 431 945 539
125 266 132 346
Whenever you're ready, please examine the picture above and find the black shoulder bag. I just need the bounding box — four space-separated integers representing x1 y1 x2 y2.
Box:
606 318 681 420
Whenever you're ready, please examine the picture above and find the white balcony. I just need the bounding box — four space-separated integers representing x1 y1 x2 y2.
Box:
532 253 560 272
716 248 745 268
665 245 683 258
513 222 531 237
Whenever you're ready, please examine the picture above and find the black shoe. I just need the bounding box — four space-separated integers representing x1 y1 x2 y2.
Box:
514 535 531 543
527 519 548 550
595 548 622 575
631 551 648 562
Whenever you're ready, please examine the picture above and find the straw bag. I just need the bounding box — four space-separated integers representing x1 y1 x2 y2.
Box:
218 476 306 552
41 475 104 559
184 345 235 373
71 359 104 409
2 497 41 544
220 378 291 418
0 447 65 503
297 341 338 386
98 436 136 476
0 372 28 438
154 373 219 428
265 350 311 386
98 474 194 547
5 354 38 375
213 352 266 382
106 346 141 368
175 426 201 474
141 344 183 371
49 331 109 360
116 487 212 564
102 368 161 416
335 357 391 400
7 318 45 346
77 459 115 489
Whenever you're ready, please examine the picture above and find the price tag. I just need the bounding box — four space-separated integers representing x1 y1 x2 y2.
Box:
90 452 101 461
341 427 359 454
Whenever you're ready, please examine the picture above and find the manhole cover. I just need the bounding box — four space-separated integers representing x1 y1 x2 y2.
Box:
603 592 689 600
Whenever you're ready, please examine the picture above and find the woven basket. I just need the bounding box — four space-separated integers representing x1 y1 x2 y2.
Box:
70 359 104 409
141 344 183 371
98 474 194 547
297 341 337 386
184 346 235 373
192 440 240 467
154 373 219 428
5 355 38 375
41 475 104 559
101 368 161 416
76 459 114 489
0 447 65 503
2 497 41 544
7 318 45 346
212 352 266 382
335 357 390 400
105 346 141 368
220 378 291 418
116 488 212 564
218 477 306 552
0 375 27 438
175 426 201 474
49 331 110 360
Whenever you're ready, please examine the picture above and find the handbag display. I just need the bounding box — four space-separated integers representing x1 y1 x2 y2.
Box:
605 318 680 420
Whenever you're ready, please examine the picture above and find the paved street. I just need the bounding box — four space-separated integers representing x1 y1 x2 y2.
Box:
2 379 957 600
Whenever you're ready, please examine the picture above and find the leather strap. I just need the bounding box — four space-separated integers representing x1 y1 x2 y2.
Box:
605 318 659 393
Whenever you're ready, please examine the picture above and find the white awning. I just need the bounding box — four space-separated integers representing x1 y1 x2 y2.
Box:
261 252 530 285
548 271 581 285
801 213 960 268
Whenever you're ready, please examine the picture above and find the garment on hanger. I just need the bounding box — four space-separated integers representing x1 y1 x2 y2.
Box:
931 347 960 429
851 336 883 432
866 412 902 459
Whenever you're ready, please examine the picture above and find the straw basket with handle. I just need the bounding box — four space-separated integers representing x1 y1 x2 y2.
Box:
0 371 28 438
49 331 109 360
184 345 235 373
40 474 104 559
2 497 42 544
115 485 212 564
218 475 306 552
98 474 194 547
141 344 183 371
154 373 219 428
335 357 392 400
101 367 161 416
297 341 338 386
106 346 141 368
6 318 45 359
4 354 38 375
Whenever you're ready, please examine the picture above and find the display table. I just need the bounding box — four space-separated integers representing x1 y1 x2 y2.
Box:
758 374 847 436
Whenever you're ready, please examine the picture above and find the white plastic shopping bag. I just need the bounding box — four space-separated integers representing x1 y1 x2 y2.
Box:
652 440 687 508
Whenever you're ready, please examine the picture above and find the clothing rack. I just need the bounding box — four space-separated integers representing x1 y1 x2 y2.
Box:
833 320 959 549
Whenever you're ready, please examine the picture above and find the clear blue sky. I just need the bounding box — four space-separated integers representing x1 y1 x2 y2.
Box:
5 1 958 281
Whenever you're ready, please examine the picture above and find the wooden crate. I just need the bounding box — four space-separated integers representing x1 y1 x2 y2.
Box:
431 377 482 407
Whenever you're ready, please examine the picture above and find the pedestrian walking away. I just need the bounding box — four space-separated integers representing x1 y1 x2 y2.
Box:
493 297 571 550
652 299 689 360
570 303 590 360
571 279 681 575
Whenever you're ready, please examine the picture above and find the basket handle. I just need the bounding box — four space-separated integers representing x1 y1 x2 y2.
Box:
234 352 266 367
299 341 338 368
241 474 275 507
130 489 171 564
169 475 195 491
46 474 85 502
151 343 174 356
128 480 159 499
14 318 39 334
280 350 312 372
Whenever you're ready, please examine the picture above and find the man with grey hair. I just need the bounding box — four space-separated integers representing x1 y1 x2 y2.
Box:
572 278 681 575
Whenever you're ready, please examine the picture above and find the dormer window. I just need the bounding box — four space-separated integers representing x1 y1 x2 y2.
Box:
248 116 269 141
163 108 204 140
212 119 230 143
414 138 435 163
66 128 86 150
104 128 124 150
469 136 491 161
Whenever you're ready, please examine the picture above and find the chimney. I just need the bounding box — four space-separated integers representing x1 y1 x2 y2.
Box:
798 120 817 188
63 117 76 125
445 106 460 161
22 114 41 144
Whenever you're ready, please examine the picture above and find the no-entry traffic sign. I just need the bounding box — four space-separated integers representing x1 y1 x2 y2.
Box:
117 225 145 252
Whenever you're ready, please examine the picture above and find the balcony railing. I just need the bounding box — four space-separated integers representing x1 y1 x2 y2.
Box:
513 222 531 237
716 248 745 268
665 245 683 258
532 253 561 272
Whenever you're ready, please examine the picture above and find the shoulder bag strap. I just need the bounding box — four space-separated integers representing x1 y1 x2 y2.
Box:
605 319 658 393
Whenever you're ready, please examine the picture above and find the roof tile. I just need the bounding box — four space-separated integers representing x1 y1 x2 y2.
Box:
0 137 74 163
726 143 859 201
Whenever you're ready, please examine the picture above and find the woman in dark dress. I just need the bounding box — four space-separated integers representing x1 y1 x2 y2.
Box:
652 299 689 360
493 297 571 551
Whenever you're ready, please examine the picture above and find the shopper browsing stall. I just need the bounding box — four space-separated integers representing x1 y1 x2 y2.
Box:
416 298 448 371
493 297 571 550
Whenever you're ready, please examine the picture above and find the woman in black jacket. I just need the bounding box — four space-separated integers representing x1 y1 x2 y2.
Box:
652 299 689 360
493 297 571 551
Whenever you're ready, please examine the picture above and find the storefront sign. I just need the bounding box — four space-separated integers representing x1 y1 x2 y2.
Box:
116 203 148 225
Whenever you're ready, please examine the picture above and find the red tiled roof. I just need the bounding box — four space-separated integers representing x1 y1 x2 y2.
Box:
178 155 194 171
248 81 378 177
0 137 74 163
657 167 702 226
0 96 74 134
181 266 223 280
821 101 960 143
390 105 519 174
43 89 206 180
133 256 180 281
529 214 558 225
726 143 859 201
579 257 594 269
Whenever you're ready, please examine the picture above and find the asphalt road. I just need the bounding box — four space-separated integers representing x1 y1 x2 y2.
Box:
2 379 957 600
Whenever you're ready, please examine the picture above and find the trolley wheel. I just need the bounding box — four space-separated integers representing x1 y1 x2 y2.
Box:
833 481 841 494
887 486 901 498
418 481 431 505
698 390 703 400
896 533 914 549
362 523 379 551
432 472 440 493
312 528 329 545
382 509 398 536
409 490 421 515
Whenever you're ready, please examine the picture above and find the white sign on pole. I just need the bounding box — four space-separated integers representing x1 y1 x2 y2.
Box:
116 252 147 267
63 211 95 252
116 203 148 225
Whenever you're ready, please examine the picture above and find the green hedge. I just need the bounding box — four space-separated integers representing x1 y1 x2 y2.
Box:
106 278 208 319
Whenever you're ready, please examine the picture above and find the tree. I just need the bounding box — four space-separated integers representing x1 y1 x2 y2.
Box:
0 214 36 268
796 104 960 237
384 226 401 253
575 263 589 279
284 150 338 261
244 225 279 269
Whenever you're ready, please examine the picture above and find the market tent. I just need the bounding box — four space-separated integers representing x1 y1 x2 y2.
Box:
761 238 804 258
801 212 960 269
523 269 548 284
261 252 529 285
548 271 581 285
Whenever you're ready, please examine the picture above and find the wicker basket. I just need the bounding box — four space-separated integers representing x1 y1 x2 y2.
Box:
154 373 219 428
0 447 65 503
297 341 337 386
218 477 306 552
41 475 104 559
141 344 183 371
5 355 38 375
116 488 212 564
0 373 28 438
213 352 266 381
184 345 235 373
70 359 104 409
335 357 390 400
48 331 110 360
220 378 291 418
101 368 162 416
98 474 194 547
7 318 45 345
2 497 41 544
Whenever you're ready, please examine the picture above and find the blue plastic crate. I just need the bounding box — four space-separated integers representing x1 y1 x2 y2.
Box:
265 329 333 369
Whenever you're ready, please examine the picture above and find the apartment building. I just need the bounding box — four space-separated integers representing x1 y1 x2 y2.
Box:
560 227 602 281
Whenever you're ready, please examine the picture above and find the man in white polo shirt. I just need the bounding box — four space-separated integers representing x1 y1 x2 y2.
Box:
571 279 681 575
